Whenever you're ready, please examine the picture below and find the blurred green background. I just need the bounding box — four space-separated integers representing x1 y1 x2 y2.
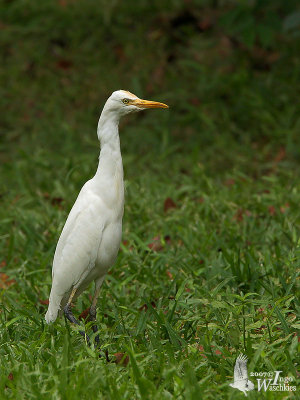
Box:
1 0 300 176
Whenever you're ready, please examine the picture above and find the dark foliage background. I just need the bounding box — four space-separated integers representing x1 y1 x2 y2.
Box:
1 0 300 170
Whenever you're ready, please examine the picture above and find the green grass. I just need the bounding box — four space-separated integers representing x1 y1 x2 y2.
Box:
0 1 299 399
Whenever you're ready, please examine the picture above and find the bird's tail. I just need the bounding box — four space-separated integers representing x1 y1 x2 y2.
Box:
45 290 63 324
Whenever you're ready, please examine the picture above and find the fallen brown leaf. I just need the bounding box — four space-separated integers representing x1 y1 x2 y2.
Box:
39 299 49 306
148 236 164 252
114 352 129 367
139 304 148 312
166 270 173 280
79 308 90 321
218 35 233 57
138 301 156 312
189 98 201 106
273 146 286 164
197 344 207 358
164 197 177 213
251 46 280 66
121 240 133 252
58 0 68 7
164 235 172 245
198 16 213 31
51 197 64 206
233 208 252 222
224 178 235 186
113 45 126 62
254 325 267 334
268 205 276 216
280 203 290 213
0 22 8 30
233 208 244 222
43 193 64 208
56 59 73 70
0 273 16 289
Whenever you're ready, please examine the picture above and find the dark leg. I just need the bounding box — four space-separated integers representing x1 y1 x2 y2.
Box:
89 306 99 346
64 287 90 344
89 307 110 361
89 278 104 347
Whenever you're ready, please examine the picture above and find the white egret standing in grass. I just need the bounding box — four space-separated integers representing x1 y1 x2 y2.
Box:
45 90 168 344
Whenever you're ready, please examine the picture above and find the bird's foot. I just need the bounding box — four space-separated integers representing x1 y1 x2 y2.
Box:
64 304 90 344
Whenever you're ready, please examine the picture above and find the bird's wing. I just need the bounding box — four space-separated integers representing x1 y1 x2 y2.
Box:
233 354 249 385
52 186 107 293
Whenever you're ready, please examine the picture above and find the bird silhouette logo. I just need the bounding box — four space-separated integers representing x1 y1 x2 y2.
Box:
229 354 255 396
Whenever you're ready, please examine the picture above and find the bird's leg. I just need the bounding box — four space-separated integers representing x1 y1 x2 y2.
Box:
89 281 103 347
64 287 90 344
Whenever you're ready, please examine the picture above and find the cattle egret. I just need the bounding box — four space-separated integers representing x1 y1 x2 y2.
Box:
230 354 254 396
45 90 168 344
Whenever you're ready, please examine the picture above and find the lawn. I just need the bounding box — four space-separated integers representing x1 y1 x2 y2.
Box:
0 1 299 399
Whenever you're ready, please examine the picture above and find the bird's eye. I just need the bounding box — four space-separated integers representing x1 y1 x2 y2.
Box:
122 98 130 104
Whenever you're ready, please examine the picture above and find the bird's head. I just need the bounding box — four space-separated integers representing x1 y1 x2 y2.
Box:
104 90 169 117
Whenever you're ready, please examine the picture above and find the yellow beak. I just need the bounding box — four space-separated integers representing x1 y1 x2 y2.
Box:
132 98 169 109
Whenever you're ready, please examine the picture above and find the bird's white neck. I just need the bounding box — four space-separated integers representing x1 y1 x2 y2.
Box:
97 107 120 145
95 109 123 181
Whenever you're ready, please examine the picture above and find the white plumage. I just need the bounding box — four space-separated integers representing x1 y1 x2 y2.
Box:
229 354 254 396
45 90 168 325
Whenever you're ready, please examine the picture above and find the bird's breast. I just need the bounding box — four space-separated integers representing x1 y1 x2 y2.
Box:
96 157 124 210
95 220 122 270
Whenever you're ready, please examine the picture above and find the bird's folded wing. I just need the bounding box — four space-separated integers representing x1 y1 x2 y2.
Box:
52 191 106 289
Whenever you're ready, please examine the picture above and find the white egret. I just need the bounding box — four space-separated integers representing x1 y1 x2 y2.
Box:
45 90 168 344
229 354 254 396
